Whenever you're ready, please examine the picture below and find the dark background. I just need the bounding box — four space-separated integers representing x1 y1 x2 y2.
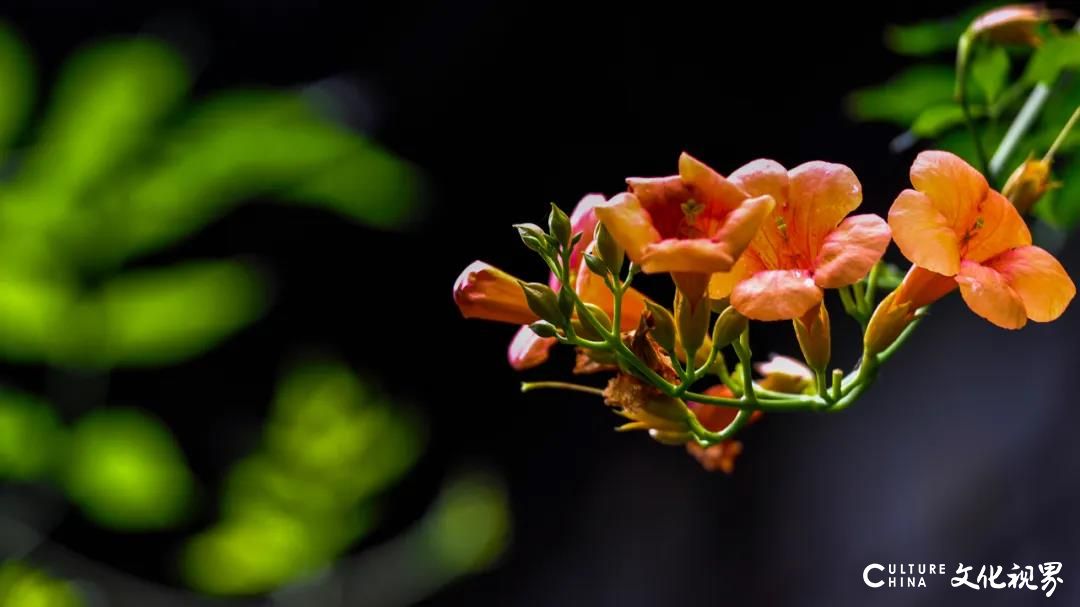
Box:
4 1 1079 605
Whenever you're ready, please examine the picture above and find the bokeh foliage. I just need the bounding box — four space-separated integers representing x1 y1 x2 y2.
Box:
0 562 84 607
848 8 1080 231
0 23 420 368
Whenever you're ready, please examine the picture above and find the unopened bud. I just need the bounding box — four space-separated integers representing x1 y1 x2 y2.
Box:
644 300 677 353
711 305 747 350
969 4 1054 47
863 290 914 357
675 291 710 361
513 223 549 255
528 321 559 338
548 203 572 247
518 281 564 326
1002 157 1052 215
793 303 831 373
595 222 624 275
649 429 693 446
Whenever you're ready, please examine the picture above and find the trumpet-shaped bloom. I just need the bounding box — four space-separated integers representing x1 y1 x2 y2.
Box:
594 153 775 292
454 195 648 370
708 159 891 321
969 4 1054 46
887 150 1075 330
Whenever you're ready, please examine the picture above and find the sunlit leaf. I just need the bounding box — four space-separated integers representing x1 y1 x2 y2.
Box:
423 471 510 575
63 408 193 530
0 270 76 363
105 91 420 261
92 261 266 366
13 37 189 208
0 24 34 161
884 5 989 56
1033 161 1080 230
182 507 342 596
0 561 84 607
1022 33 1080 85
0 390 64 482
911 104 967 138
970 45 1009 104
847 65 955 125
267 360 424 502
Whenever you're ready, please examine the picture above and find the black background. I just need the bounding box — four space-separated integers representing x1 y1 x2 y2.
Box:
3 1 1079 605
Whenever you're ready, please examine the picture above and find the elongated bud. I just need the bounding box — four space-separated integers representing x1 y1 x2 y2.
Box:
548 203 572 248
454 261 538 325
644 300 677 353
528 321 559 338
1002 157 1052 214
595 222 624 275
513 223 549 255
863 290 913 358
649 429 693 446
573 302 612 340
582 252 610 278
675 290 710 361
518 281 564 325
710 305 747 350
969 4 1053 47
793 303 830 374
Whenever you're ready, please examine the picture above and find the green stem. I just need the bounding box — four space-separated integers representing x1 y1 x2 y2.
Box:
1043 105 1080 164
521 381 605 396
961 97 992 177
688 408 752 445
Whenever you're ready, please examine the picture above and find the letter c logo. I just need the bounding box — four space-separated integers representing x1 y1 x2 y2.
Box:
864 563 884 588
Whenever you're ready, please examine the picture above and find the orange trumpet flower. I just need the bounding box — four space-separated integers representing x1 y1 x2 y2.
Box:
869 150 1074 347
707 159 891 321
454 195 648 370
594 153 775 300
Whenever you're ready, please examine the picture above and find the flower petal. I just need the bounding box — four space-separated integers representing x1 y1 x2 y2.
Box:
730 269 823 321
962 190 1032 263
507 325 556 370
956 260 1027 329
728 159 790 269
625 175 686 237
678 152 748 212
910 150 988 233
711 194 776 269
567 194 605 267
787 161 863 260
813 214 891 288
640 238 735 274
985 245 1075 323
888 188 961 276
594 192 662 265
575 255 649 330
707 255 759 300
453 261 538 325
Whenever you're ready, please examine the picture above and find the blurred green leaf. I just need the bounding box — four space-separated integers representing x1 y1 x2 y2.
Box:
0 390 64 481
847 65 956 125
911 104 967 137
93 261 266 366
423 472 510 575
884 5 988 56
1033 161 1080 230
0 24 34 161
970 45 1009 104
1022 33 1080 85
105 91 421 261
13 38 189 207
0 561 84 607
63 408 193 530
0 270 75 363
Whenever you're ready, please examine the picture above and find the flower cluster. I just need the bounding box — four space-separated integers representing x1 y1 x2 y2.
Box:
453 149 1075 472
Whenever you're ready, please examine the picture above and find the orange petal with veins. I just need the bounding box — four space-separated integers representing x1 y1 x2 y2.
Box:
813 214 891 288
730 269 823 321
985 245 1075 323
956 260 1027 329
889 188 961 276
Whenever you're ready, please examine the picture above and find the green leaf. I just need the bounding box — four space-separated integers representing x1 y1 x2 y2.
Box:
0 23 34 161
1033 162 1080 230
0 562 85 607
0 268 76 363
911 104 967 138
92 261 266 365
13 38 189 206
0 390 65 482
847 65 956 125
970 45 1009 104
1022 33 1080 85
63 408 193 530
884 4 991 57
